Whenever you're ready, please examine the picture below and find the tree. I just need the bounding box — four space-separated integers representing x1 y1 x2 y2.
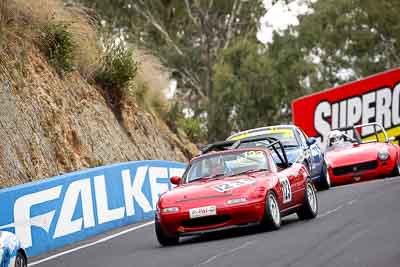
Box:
75 0 267 141
289 0 400 91
74 0 400 142
212 37 312 138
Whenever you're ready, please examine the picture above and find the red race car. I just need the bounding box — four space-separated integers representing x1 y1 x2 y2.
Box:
155 136 318 246
324 123 400 186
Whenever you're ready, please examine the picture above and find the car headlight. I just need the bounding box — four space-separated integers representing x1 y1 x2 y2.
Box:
226 197 248 205
162 207 179 213
378 149 389 161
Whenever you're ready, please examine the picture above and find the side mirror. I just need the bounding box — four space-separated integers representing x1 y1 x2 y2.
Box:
170 176 182 185
306 137 317 146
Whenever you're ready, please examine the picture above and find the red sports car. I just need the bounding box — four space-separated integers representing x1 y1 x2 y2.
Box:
324 123 400 186
155 137 318 246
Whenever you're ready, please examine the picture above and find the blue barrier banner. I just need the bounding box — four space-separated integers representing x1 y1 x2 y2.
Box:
0 160 186 256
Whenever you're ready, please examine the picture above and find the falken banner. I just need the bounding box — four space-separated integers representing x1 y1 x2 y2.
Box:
292 68 400 147
0 160 186 256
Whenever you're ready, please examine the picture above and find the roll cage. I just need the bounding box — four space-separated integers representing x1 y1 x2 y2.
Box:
201 136 289 168
336 122 388 144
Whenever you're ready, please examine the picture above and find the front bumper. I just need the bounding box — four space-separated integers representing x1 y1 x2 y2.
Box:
157 199 265 235
329 159 395 186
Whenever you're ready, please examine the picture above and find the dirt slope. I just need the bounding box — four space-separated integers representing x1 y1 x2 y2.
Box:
0 47 196 188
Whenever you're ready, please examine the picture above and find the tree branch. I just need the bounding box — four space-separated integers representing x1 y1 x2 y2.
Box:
180 68 205 98
184 0 199 27
132 1 185 56
224 0 242 49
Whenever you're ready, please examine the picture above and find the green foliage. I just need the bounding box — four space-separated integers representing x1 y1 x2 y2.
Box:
178 116 207 144
288 0 400 90
77 0 400 143
211 37 310 139
40 23 75 74
211 0 400 140
95 42 137 90
211 39 273 138
165 102 206 143
77 0 265 141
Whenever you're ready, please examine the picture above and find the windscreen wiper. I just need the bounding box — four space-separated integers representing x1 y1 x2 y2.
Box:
283 144 298 148
229 168 268 177
190 173 225 182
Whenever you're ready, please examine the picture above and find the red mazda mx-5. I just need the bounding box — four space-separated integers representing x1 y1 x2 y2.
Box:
155 137 318 246
325 123 400 186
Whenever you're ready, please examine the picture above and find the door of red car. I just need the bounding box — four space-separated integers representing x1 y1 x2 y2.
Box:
278 171 297 209
293 164 307 204
279 164 304 209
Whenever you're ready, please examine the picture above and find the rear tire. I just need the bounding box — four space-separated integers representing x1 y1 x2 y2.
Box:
155 220 179 246
260 191 281 230
15 251 27 267
317 163 331 190
297 180 318 220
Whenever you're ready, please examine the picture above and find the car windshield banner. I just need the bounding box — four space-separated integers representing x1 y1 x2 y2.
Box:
292 68 400 147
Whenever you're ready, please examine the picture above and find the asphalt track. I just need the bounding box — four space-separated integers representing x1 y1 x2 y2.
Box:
31 177 400 267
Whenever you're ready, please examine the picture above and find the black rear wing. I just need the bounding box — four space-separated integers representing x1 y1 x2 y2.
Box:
201 136 289 168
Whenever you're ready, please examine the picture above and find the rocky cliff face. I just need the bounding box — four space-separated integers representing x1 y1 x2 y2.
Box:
0 47 196 188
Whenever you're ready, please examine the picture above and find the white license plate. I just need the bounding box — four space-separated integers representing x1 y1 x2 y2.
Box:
189 206 217 219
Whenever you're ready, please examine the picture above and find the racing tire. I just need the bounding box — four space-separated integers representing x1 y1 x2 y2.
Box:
15 251 27 267
155 220 179 246
260 191 281 230
297 179 318 220
317 163 331 190
391 158 400 177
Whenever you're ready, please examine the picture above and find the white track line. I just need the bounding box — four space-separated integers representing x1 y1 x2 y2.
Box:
28 221 154 266
195 240 255 266
319 204 345 218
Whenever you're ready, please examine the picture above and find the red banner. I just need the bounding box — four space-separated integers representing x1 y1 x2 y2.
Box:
292 68 400 145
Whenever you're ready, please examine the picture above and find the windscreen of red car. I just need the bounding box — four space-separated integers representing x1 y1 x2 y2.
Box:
184 150 269 183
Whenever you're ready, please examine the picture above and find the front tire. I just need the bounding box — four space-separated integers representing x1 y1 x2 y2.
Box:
155 220 179 246
15 251 27 267
260 191 281 230
391 157 400 177
297 180 318 220
317 163 331 190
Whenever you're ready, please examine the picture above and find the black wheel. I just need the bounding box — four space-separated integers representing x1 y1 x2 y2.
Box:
317 163 331 190
391 158 400 177
260 191 281 230
155 220 179 246
297 179 318 220
15 251 27 267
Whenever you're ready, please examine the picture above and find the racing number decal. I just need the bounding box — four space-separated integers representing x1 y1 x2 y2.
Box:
213 179 255 192
278 175 292 203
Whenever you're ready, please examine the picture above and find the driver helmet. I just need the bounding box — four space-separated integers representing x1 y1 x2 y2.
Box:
328 130 345 146
209 156 224 175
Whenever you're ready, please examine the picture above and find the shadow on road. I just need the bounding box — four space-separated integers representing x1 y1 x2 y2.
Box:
174 215 300 246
